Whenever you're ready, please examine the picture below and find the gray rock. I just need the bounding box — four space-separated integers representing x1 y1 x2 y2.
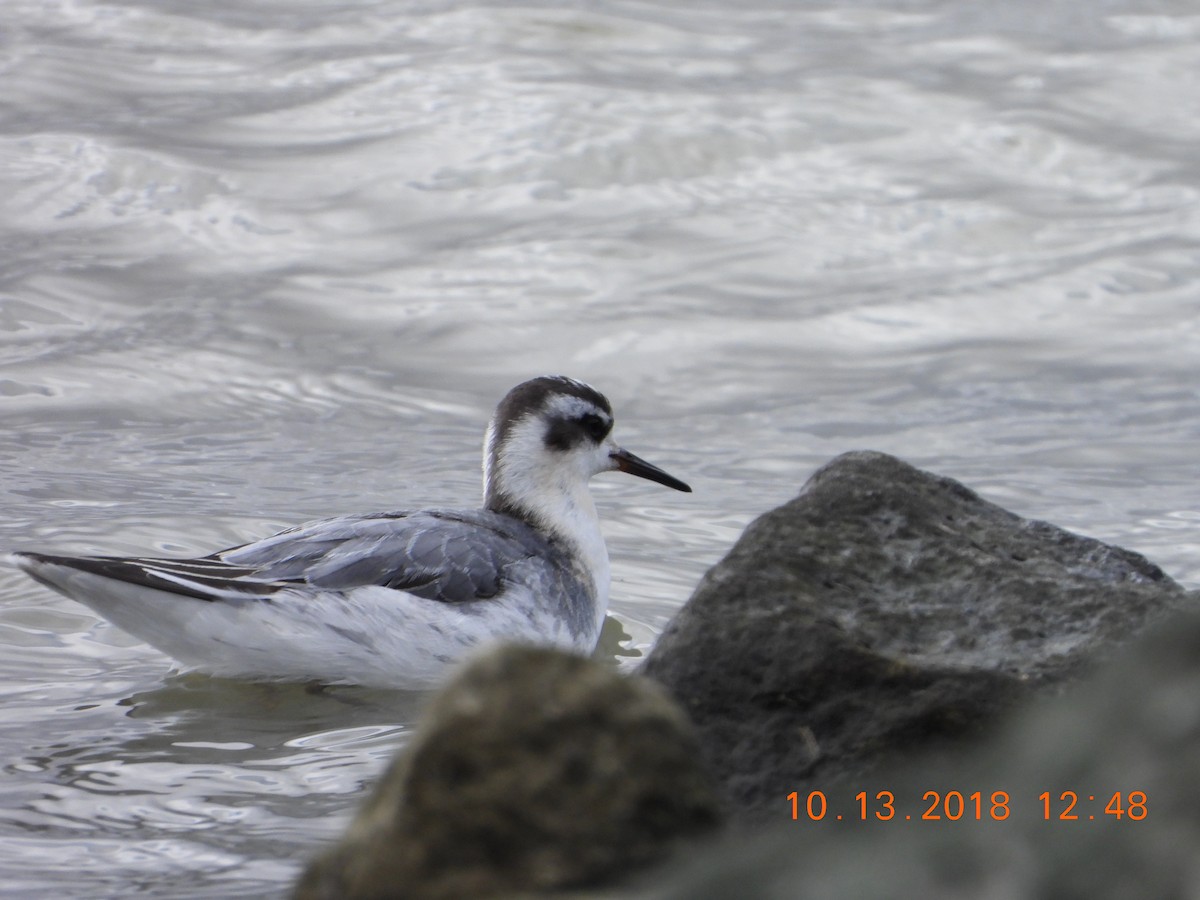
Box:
630 605 1200 899
293 645 724 900
641 451 1191 821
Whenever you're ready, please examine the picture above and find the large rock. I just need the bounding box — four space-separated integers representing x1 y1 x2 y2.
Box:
294 645 724 900
641 451 1192 821
631 605 1200 898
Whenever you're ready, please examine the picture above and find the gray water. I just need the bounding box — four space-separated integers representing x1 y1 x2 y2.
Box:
2 0 1198 896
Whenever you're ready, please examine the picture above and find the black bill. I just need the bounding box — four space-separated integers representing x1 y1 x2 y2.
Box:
610 448 692 493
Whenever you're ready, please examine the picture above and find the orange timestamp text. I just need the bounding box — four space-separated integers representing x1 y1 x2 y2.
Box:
787 790 1148 822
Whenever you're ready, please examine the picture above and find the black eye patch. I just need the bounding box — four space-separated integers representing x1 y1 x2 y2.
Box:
579 412 611 443
544 412 611 451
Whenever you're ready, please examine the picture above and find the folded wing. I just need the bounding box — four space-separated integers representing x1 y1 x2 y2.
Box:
218 509 541 601
22 510 552 605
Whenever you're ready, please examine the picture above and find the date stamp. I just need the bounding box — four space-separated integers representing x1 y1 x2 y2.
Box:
787 790 1148 822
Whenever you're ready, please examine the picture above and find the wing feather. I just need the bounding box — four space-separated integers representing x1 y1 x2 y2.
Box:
209 510 540 602
20 510 557 606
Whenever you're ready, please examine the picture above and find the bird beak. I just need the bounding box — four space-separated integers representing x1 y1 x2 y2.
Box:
609 447 692 492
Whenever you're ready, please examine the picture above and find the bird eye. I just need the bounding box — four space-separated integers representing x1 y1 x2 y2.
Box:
579 413 610 442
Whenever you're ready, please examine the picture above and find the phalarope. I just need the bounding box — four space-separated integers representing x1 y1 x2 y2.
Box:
7 376 691 689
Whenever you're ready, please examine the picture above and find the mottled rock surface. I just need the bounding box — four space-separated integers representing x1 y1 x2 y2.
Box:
642 451 1191 821
631 606 1200 899
294 646 724 900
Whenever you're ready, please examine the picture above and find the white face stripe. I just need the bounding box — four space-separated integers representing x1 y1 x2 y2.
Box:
481 418 499 501
542 394 613 428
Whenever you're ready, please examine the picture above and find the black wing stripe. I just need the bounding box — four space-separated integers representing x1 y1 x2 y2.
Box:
24 553 281 601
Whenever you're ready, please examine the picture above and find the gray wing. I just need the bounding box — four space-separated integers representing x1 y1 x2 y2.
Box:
16 508 591 632
214 509 547 603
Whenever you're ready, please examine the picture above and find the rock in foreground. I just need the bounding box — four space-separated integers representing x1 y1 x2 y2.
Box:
294 646 724 900
633 606 1200 898
642 451 1192 820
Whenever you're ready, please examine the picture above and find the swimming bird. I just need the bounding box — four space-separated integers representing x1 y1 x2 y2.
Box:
7 376 691 689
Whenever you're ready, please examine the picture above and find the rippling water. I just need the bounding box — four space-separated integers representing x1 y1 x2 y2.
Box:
2 0 1198 895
